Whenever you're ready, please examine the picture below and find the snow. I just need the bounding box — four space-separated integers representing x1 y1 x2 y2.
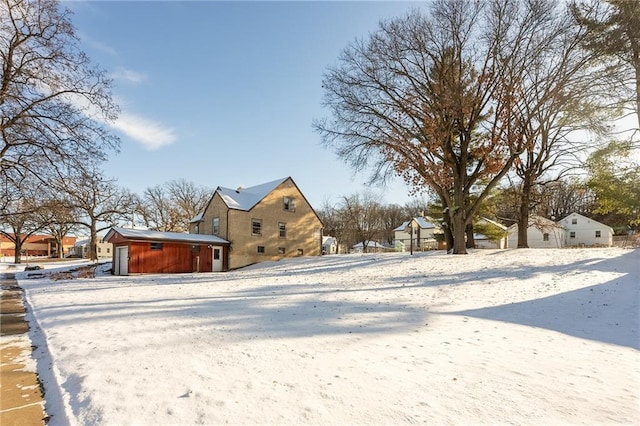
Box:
16 248 640 425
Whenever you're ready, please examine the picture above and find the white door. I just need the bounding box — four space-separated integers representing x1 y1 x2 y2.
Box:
116 246 129 275
212 247 222 272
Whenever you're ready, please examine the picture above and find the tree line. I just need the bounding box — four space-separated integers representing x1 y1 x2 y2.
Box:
2 0 638 261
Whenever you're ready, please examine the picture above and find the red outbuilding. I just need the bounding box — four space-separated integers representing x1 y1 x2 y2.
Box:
104 228 230 275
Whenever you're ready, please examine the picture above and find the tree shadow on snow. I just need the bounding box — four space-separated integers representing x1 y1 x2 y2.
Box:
445 250 640 349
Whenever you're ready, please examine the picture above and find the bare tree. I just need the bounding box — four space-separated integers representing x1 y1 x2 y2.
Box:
315 0 568 253
1 0 119 186
36 197 79 258
56 167 136 261
0 181 46 263
508 2 612 247
340 192 383 252
317 199 349 254
138 179 211 232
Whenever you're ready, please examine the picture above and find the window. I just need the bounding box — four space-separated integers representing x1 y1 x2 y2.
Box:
595 230 601 238
257 246 265 253
283 196 295 211
570 231 576 239
98 247 101 253
195 224 199 234
543 233 549 242
150 242 163 250
107 247 110 254
213 249 220 260
212 217 220 235
252 219 262 236
278 247 286 255
279 222 286 238
297 248 303 256
571 218 577 225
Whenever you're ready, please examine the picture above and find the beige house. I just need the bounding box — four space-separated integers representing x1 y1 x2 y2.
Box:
189 177 323 270
394 217 441 251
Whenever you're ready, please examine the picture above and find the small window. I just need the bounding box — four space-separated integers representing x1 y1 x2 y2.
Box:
151 242 163 250
257 246 265 253
297 248 303 256
569 231 576 239
97 247 101 253
252 219 262 236
213 217 220 235
107 247 110 254
571 218 577 225
278 247 286 255
279 222 286 238
213 249 220 260
195 224 199 234
543 233 549 242
283 196 295 212
595 230 601 238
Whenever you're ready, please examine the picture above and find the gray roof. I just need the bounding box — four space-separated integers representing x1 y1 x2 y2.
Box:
106 227 229 245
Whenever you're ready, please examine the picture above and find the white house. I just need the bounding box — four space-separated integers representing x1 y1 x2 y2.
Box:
507 216 565 248
394 217 441 251
558 213 614 247
322 236 338 255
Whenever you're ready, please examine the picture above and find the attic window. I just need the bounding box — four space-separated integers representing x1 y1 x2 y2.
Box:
571 218 577 225
283 196 295 212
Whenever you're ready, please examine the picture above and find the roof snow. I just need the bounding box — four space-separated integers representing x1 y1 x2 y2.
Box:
217 177 288 211
107 227 228 245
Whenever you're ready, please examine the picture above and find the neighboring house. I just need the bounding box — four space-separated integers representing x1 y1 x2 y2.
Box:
69 238 114 259
0 234 76 257
558 213 614 247
394 217 441 251
474 217 508 249
322 236 338 255
105 228 230 274
189 177 323 270
351 241 388 253
506 216 564 248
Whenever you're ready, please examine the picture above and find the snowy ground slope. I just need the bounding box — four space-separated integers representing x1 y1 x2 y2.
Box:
19 248 640 425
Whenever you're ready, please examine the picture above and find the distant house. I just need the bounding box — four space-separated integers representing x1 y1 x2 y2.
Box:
70 238 113 259
351 241 387 253
474 217 508 249
189 177 323 270
0 234 76 257
394 217 441 251
558 213 614 247
105 228 230 274
322 236 338 255
506 216 564 248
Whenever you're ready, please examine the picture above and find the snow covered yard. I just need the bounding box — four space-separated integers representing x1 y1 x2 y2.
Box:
18 248 640 425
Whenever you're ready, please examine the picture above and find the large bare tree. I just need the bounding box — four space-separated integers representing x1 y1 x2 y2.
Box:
137 179 211 232
315 0 572 253
1 0 119 185
55 166 136 261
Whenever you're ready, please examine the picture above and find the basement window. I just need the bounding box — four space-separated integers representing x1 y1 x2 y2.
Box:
150 243 163 251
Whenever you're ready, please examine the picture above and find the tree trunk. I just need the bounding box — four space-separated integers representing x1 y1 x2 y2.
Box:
89 222 98 261
518 178 534 248
465 223 475 249
451 208 468 254
13 238 22 264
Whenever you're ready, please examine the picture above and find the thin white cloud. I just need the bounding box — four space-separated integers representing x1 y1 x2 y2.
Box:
112 113 177 151
110 68 147 85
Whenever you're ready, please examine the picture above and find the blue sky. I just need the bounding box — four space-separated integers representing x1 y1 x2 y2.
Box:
64 1 428 208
